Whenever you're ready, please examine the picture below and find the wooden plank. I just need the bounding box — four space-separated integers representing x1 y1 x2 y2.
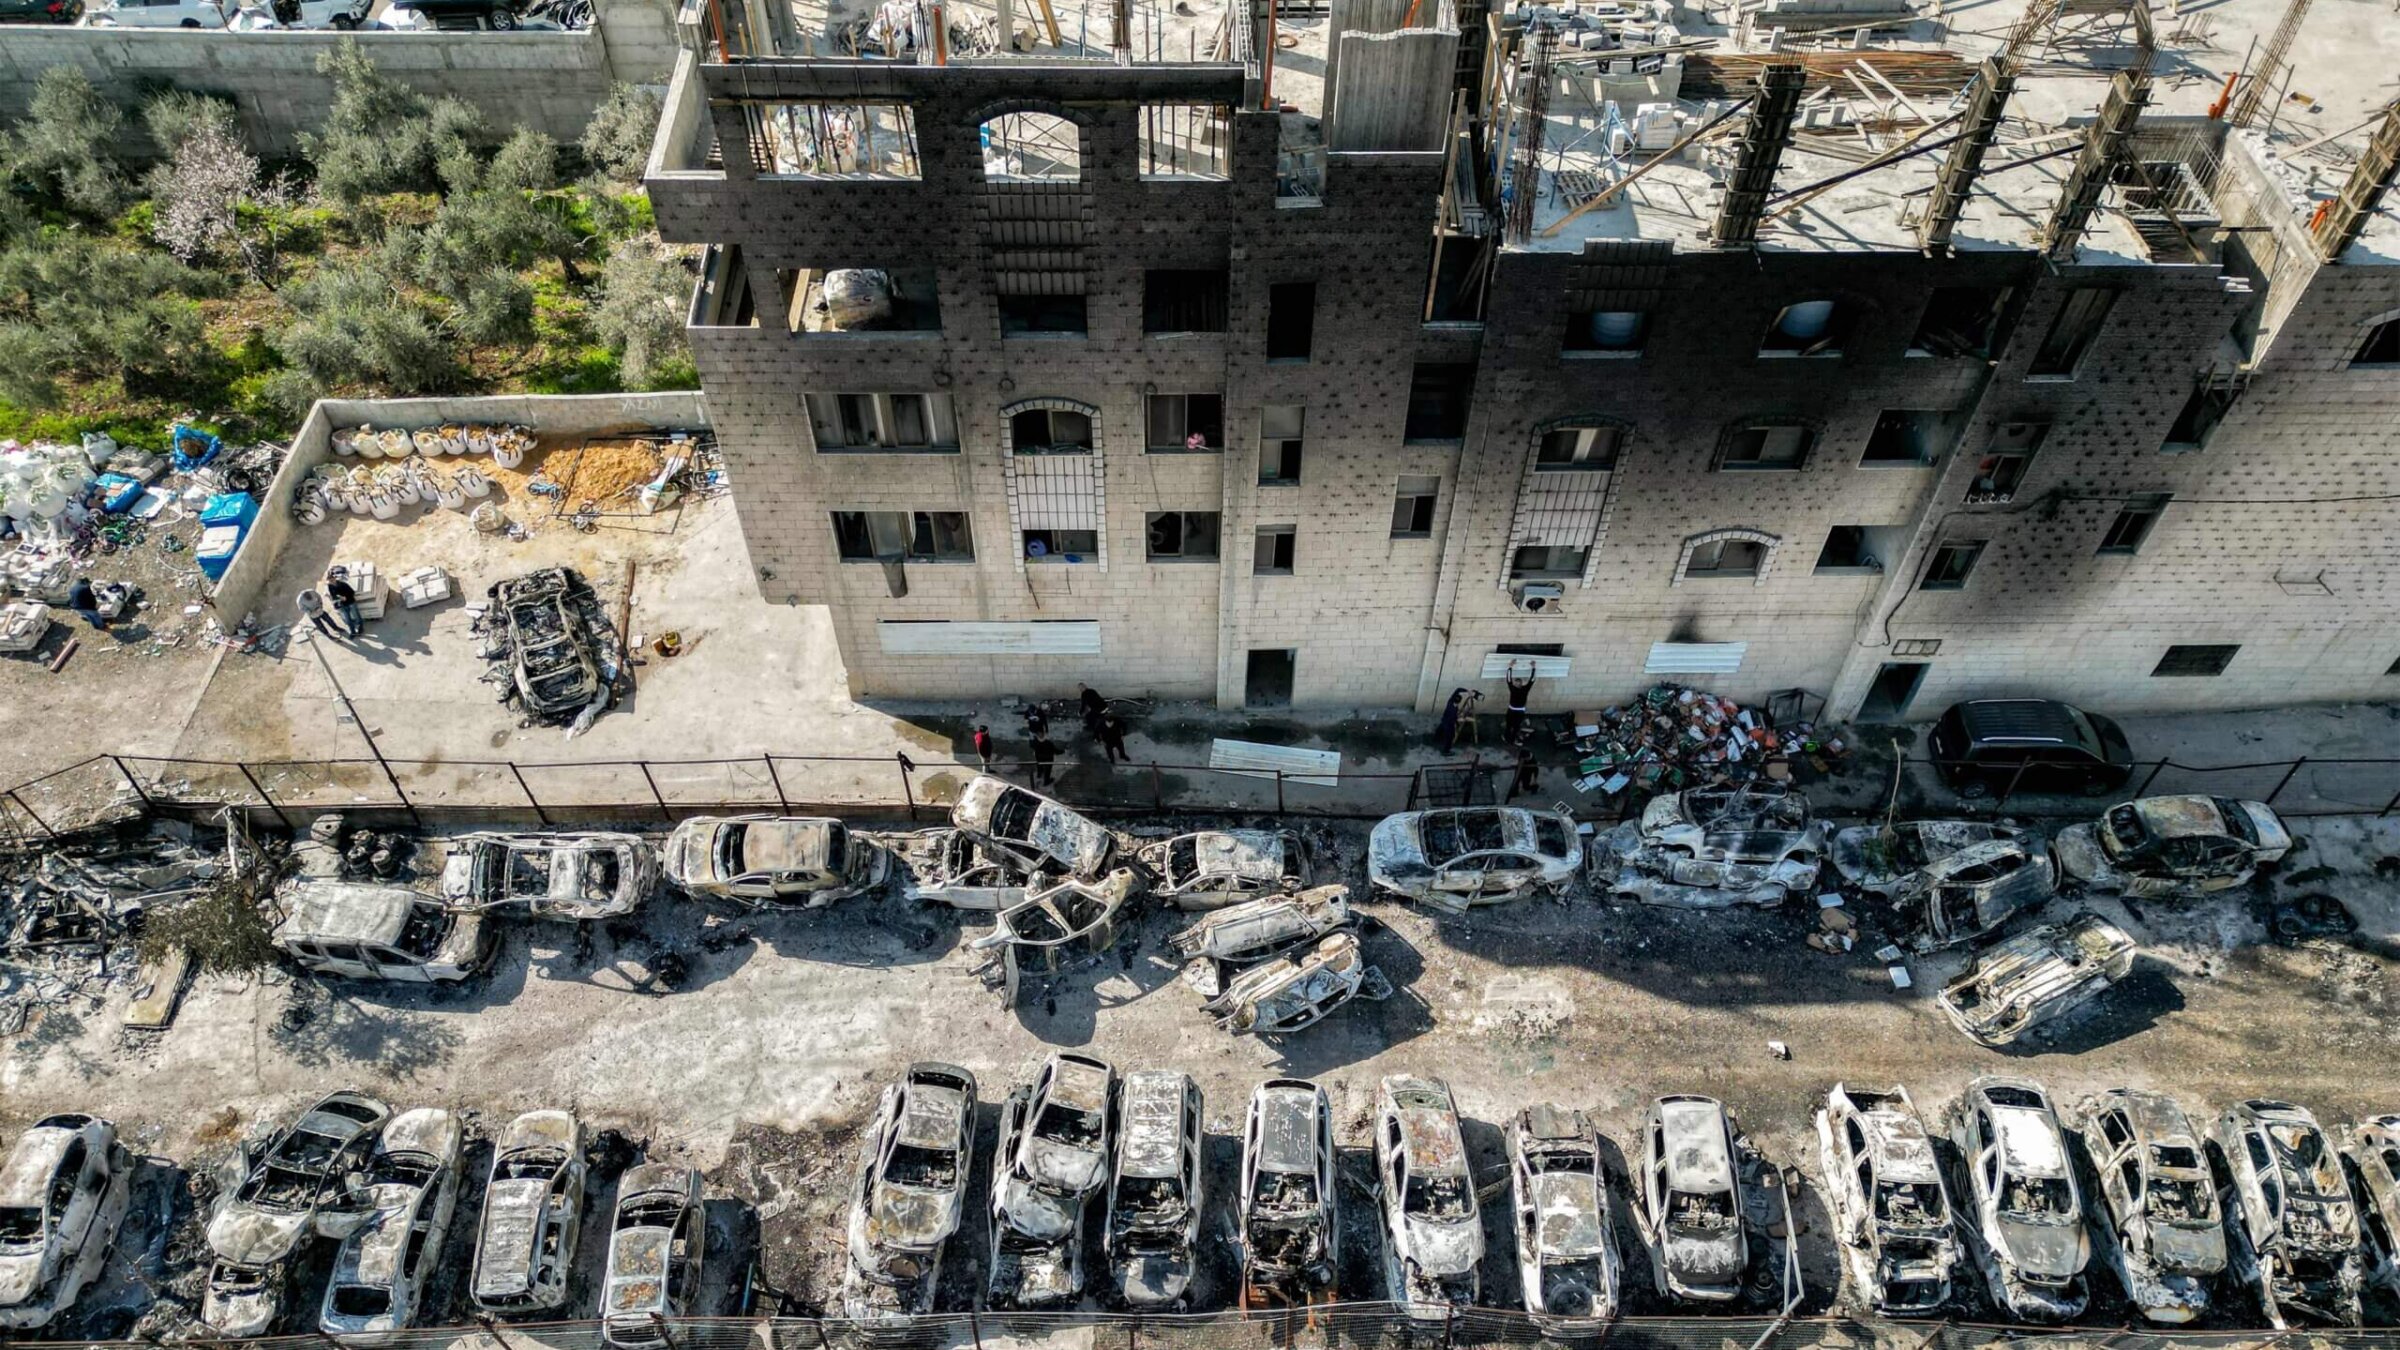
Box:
123 950 193 1029
48 637 78 673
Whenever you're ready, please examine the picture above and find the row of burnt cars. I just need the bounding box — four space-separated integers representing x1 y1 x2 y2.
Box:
839 1055 1799 1323
7 1074 2396 1335
0 1094 709 1345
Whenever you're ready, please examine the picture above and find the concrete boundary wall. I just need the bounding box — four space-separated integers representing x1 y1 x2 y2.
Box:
0 22 665 160
210 390 709 620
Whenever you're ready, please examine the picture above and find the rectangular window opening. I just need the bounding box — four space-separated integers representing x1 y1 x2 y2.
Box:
2029 287 2116 378
1023 527 1098 562
1564 309 1648 354
1760 301 1847 356
1146 393 1224 452
2153 644 2238 677
1267 282 1316 361
1139 103 1232 179
1862 409 1954 466
1391 475 1440 538
1537 425 1621 471
999 293 1088 336
806 392 958 452
751 102 921 179
2356 318 2400 366
786 265 941 334
1146 511 1221 560
1259 405 1304 484
1910 286 2014 358
1404 363 1474 441
1511 545 1589 579
832 510 973 562
1254 525 1296 575
1009 407 1094 454
2099 495 2169 554
2163 383 2238 452
691 246 756 328
1919 541 1984 590
1720 423 1812 471
1815 525 1899 574
1145 269 1230 334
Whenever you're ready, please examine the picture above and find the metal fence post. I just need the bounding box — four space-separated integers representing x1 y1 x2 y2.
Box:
235 763 295 832
898 753 918 821
2265 756 2308 809
1440 1303 1453 1350
1275 769 1286 814
1997 757 2029 808
1150 763 1163 811
109 755 153 810
648 1313 683 1350
765 755 790 812
508 763 551 825
2384 783 2400 817
638 761 674 821
2134 759 2167 797
7 788 57 839
967 1310 983 1350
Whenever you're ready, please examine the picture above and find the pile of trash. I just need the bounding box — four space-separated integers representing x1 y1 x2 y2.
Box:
1566 683 1846 799
0 822 225 1036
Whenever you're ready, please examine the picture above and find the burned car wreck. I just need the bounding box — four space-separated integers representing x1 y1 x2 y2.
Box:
1508 1104 1621 1327
318 1107 465 1341
1950 1078 2090 1322
1814 1084 1957 1316
1935 912 2138 1047
481 568 617 722
1375 1076 1482 1319
970 869 1137 1003
1103 1071 1205 1309
1830 822 2053 951
988 1054 1114 1309
2343 1115 2400 1303
2073 1089 2225 1324
2216 1099 2365 1327
441 831 658 920
661 815 888 908
204 1090 391 1333
1135 830 1311 909
1201 932 1377 1036
1635 1095 1749 1305
471 1110 586 1315
1239 1079 1338 1309
601 1164 706 1348
895 829 1032 912
1610 784 1827 908
0 1114 132 1332
1367 807 1581 911
841 1063 976 1319
2053 795 2292 899
1171 885 1352 970
953 776 1115 878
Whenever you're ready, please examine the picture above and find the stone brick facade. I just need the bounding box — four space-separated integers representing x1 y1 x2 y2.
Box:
650 53 2400 720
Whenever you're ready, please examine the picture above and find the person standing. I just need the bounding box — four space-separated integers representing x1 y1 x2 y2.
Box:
297 588 343 639
1078 683 1108 738
972 724 995 774
324 570 362 636
1030 734 1057 788
1021 701 1050 741
1099 711 1130 765
1504 660 1536 746
1433 687 1470 753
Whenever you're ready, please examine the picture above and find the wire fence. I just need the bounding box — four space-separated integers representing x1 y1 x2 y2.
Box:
6 746 2400 843
23 1308 2400 1350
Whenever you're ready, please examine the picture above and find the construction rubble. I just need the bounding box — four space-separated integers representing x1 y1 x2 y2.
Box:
0 821 226 1036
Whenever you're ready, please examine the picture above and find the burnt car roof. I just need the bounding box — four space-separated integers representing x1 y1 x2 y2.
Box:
1656 1097 1735 1189
1254 1082 1324 1174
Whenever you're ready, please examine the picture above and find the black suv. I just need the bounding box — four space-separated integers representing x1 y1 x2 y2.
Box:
1927 698 2135 799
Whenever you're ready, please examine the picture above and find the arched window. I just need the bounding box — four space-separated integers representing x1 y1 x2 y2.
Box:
1674 528 1781 585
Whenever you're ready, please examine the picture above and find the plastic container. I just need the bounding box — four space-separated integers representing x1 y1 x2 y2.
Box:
200 492 259 531
195 523 246 580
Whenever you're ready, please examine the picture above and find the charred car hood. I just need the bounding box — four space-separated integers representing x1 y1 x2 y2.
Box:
1114 1251 1194 1304
2050 825 2111 883
208 1206 317 1266
997 1178 1079 1242
1662 1228 1745 1289
1997 1219 2087 1278
868 1184 956 1249
2147 1221 2226 1273
1402 1217 1481 1277
1020 1140 1107 1197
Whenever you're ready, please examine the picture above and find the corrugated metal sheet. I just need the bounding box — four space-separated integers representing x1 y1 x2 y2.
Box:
1644 641 1747 674
878 621 1102 655
1478 654 1572 679
1209 739 1341 787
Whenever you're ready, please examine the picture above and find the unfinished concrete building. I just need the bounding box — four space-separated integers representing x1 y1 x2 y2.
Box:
646 0 2400 720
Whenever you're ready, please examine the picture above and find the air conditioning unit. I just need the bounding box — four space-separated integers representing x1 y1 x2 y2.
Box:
1513 582 1565 614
